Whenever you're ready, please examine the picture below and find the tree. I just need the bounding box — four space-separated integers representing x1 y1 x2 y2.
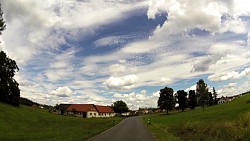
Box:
158 87 175 114
175 90 187 112
0 5 20 106
212 87 218 105
208 92 213 106
196 79 209 111
188 90 197 110
0 51 20 106
112 100 129 113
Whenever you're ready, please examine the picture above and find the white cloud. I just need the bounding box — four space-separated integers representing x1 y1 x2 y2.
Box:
161 77 171 83
208 67 250 81
109 64 126 75
191 55 222 72
93 36 126 47
217 81 250 97
51 86 73 97
185 85 197 92
103 74 139 90
149 0 232 37
221 17 247 34
248 31 250 48
147 0 250 40
113 90 159 110
0 0 145 65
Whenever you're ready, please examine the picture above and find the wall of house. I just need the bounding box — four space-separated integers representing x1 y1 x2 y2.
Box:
67 111 115 118
86 111 99 118
98 113 116 118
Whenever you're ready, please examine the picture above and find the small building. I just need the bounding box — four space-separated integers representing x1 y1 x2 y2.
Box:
218 96 231 104
94 105 116 118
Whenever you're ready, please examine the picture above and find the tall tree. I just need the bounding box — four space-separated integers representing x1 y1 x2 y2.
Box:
212 87 218 105
196 79 209 111
112 100 129 113
175 90 187 112
0 4 20 106
158 87 175 114
0 52 20 106
188 90 197 110
208 92 213 106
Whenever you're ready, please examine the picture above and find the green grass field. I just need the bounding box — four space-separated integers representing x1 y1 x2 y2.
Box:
142 93 250 141
0 103 123 141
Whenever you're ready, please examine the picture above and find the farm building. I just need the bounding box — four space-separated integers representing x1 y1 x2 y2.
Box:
65 104 115 118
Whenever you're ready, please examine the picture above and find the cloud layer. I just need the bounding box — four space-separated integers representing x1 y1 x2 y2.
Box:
1 0 250 110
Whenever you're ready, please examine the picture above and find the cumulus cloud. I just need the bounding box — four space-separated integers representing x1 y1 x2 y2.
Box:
113 90 159 110
208 67 250 81
103 74 139 90
216 82 250 97
51 86 73 97
147 0 249 39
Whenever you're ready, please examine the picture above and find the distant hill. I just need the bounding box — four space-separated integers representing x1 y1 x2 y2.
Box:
19 97 52 109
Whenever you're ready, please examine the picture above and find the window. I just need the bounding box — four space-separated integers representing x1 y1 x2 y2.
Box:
90 113 92 116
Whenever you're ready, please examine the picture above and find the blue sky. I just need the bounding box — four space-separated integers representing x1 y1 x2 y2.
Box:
1 0 250 110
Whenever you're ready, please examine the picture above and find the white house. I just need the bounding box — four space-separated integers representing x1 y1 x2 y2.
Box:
95 105 116 118
66 104 115 118
218 96 230 104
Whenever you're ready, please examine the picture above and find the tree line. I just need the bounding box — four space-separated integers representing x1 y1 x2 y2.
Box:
158 79 218 114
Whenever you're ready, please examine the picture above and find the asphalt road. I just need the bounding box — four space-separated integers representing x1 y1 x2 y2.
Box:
88 116 155 141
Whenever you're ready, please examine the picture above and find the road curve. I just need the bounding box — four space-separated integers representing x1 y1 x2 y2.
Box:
88 116 155 141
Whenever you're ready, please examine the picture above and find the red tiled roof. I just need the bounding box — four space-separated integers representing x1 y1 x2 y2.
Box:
66 104 97 112
94 105 115 113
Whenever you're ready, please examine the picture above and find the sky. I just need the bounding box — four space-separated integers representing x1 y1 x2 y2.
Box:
1 0 250 110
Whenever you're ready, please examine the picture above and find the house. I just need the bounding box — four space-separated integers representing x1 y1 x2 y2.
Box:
66 104 116 118
66 104 99 118
94 105 116 118
218 96 231 104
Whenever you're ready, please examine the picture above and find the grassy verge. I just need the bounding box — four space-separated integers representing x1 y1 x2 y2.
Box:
0 103 123 141
142 94 250 141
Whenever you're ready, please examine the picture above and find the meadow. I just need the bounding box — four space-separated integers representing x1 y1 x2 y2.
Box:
142 93 250 141
0 103 123 141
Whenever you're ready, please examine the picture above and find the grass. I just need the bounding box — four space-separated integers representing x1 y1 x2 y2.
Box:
142 93 250 141
0 103 123 141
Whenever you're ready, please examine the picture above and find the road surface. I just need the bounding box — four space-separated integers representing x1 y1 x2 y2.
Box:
88 117 155 141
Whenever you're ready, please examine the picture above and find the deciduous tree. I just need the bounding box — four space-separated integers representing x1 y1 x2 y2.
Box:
0 4 20 106
196 79 209 111
158 87 175 114
188 90 196 110
175 90 187 112
112 100 129 113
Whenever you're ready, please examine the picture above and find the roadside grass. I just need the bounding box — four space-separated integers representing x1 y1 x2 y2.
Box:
142 93 250 141
0 103 123 141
